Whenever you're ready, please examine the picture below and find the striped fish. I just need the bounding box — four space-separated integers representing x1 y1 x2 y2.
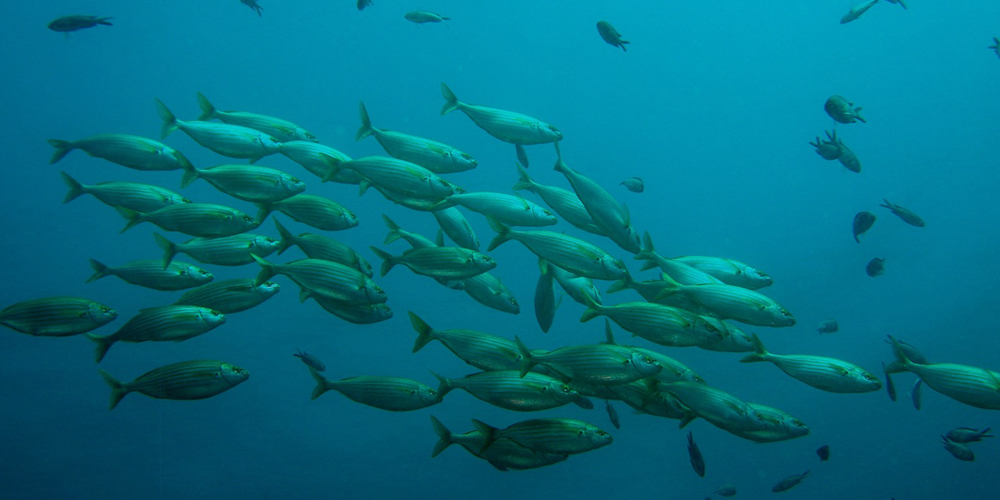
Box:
728 403 810 443
370 246 495 280
369 183 446 212
174 279 280 314
100 360 249 410
117 203 259 237
302 291 393 324
603 323 705 384
357 101 477 174
488 220 626 280
534 260 557 332
659 381 768 434
309 369 440 411
605 272 709 314
433 207 480 251
674 255 773 290
655 274 795 327
461 272 520 314
322 155 456 200
581 299 722 348
635 232 722 285
280 141 363 184
382 214 438 249
60 172 190 213
256 194 358 231
197 92 317 143
435 192 556 227
275 219 372 277
86 305 226 363
155 233 279 268
605 379 695 423
180 163 305 203
741 334 881 393
156 99 282 162
0 297 116 337
48 133 193 171
513 163 602 235
86 258 213 291
252 256 385 305
888 335 1000 410
430 417 568 471
549 263 602 306
699 317 754 353
516 336 662 386
434 370 580 411
472 418 611 455
410 311 521 370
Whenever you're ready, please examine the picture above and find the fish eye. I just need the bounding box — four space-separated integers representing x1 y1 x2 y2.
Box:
509 298 517 306
243 215 254 222
179 270 188 275
201 270 211 275
266 238 277 244
291 177 301 183
643 356 655 364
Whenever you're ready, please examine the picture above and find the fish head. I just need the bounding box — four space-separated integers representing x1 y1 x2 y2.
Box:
584 425 613 447
300 130 319 143
370 303 393 321
856 369 882 389
200 308 227 327
696 317 726 341
220 363 250 385
184 265 215 284
356 256 375 277
239 213 261 231
341 211 360 229
427 176 456 198
629 352 663 377
764 305 796 327
281 175 307 194
87 302 118 325
457 152 478 168
540 123 563 142
364 281 388 304
416 385 439 405
259 134 283 153
549 382 580 403
534 207 557 225
500 291 520 314
745 268 773 288
254 236 282 255
602 257 628 279
472 253 498 272
254 281 281 298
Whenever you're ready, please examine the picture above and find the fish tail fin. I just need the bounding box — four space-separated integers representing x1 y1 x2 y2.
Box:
86 258 109 283
153 233 178 269
883 360 906 374
514 335 536 377
255 203 276 226
179 160 201 188
319 155 347 183
356 101 375 141
408 311 436 353
430 416 455 458
154 98 178 139
60 171 85 203
382 214 402 244
369 246 396 276
879 199 892 209
678 410 698 429
652 273 683 301
195 92 217 121
99 369 128 410
486 217 511 252
309 367 333 400
603 319 617 345
273 218 293 255
440 83 459 115
515 144 529 168
634 231 656 262
430 371 453 399
887 335 914 370
86 333 114 364
552 141 567 173
854 108 866 124
251 254 276 286
579 293 603 323
96 17 113 26
48 139 74 164
605 277 629 295
434 229 445 247
620 40 630 52
512 162 535 191
739 333 769 363
471 419 499 454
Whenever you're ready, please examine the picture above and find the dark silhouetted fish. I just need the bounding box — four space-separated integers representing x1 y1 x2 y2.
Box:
880 199 925 227
596 21 629 51
866 257 885 277
294 349 326 371
620 177 644 193
942 436 974 461
240 0 262 16
772 470 809 492
853 212 876 243
816 445 830 461
358 0 373 11
816 319 838 333
946 427 993 443
605 400 620 429
883 362 898 401
48 15 112 32
911 379 922 410
824 95 866 123
687 432 705 477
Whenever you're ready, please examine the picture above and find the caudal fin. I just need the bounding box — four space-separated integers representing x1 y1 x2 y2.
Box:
514 335 537 378
273 218 294 255
96 17 113 26
440 83 459 115
179 160 201 188
48 139 75 164
578 293 604 323
512 163 536 192
739 333 769 363
430 371 453 399
87 333 115 363
99 369 128 410
60 171 86 203
620 40 630 52
854 108 866 124
369 246 396 276
486 217 512 252
251 254 277 286
471 419 499 454
153 233 179 269
382 214 402 244
309 367 333 400
409 311 436 352
430 416 455 458
86 258 110 283
154 99 179 139
886 335 914 372
195 92 217 121
356 101 375 141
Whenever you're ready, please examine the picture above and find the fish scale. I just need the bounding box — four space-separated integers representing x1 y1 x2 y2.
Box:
318 375 440 411
441 371 578 411
255 257 383 304
125 361 242 397
185 164 304 203
175 279 280 314
124 203 257 237
907 363 1000 409
437 192 555 227
490 224 625 280
522 343 661 385
260 194 357 231
49 134 192 171
327 156 454 199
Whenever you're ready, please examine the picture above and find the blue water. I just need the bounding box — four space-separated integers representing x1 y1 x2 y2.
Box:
2 1 999 498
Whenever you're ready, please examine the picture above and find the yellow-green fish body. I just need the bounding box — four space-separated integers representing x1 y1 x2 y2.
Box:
100 360 248 410
302 291 393 324
156 99 282 162
357 102 476 174
409 312 522 370
436 192 556 227
60 172 190 212
889 336 1000 410
636 233 722 285
155 233 279 268
674 255 772 290
656 274 795 327
729 403 809 443
87 306 226 362
435 370 580 411
118 203 259 237
581 300 722 348
87 258 213 291
0 297 116 337
741 334 881 393
517 337 662 386
371 246 495 280
430 417 568 471
280 141 363 184
659 381 767 434
489 221 626 280
323 155 456 200
310 369 440 411
48 134 192 171
441 83 562 147
197 92 317 143
253 256 385 305
174 279 280 314
473 418 611 455
257 194 358 231
181 164 305 203
275 219 372 277
513 164 602 235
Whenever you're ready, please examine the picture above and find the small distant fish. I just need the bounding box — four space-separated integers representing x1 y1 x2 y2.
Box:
816 319 838 334
885 0 907 9
880 199 925 227
357 0 373 11
840 0 881 24
240 0 262 16
816 444 830 461
809 130 842 160
772 470 810 492
294 349 325 371
715 485 737 497
48 15 112 32
620 177 644 193
405 11 449 24
824 95 866 124
946 427 994 443
883 362 897 401
596 21 629 51
866 257 885 277
942 436 974 461
911 379 922 410
687 432 705 477
605 400 620 429
990 38 1000 59
853 211 876 243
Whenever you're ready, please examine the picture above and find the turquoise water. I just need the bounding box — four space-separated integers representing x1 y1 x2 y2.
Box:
2 1 999 498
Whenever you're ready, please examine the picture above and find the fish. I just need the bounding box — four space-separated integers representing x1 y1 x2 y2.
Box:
48 15 112 32
280 141 362 184
49 134 193 171
434 370 580 412
257 194 357 232
990 38 1000 58
156 99 283 162
581 299 723 348
602 379 694 423
885 0 907 9
658 381 768 435
240 0 262 16
945 427 994 443
472 418 612 455
429 417 568 471
100 360 249 410
852 211 876 243
837 139 861 173
636 233 723 285
516 336 663 385
620 177 643 192
942 437 974 461
880 199 925 227
655 274 795 327
672 255 772 290
293 349 325 371
603 324 706 384
370 246 495 280
441 83 562 166
0 297 116 337
715 485 737 497
809 130 842 160
86 258 213 291
301 291 393 324
816 319 839 333
772 470 810 492
117 203 258 237
866 257 885 277
816 444 830 461
323 155 457 200
461 272 520 314
741 334 881 393
409 312 525 371
840 0 881 24
252 255 386 305
550 263 602 306
357 0 372 11
197 92 315 142
357 102 475 174
174 278 280 314
60 172 191 213
911 379 922 410
728 403 809 443
698 317 754 353
489 220 626 280
381 214 437 249
824 95 866 124
884 362 898 401
180 163 305 203
513 163 602 235
433 207 480 251
605 400 620 429
404 11 449 24
687 432 705 477
309 369 440 411
275 219 372 277
434 192 557 227
86 306 226 363
888 335 1000 410
534 259 557 332
155 233 279 268
596 21 629 51
883 337 929 374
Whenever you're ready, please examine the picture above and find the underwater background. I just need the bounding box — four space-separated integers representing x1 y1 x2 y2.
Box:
2 1 1000 498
